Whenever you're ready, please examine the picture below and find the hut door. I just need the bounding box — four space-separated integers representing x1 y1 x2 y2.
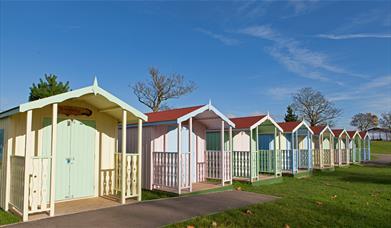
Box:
43 118 95 201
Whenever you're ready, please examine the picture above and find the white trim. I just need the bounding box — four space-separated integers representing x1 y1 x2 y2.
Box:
249 114 284 132
318 125 335 137
177 104 235 127
17 83 147 121
349 130 361 139
291 120 314 134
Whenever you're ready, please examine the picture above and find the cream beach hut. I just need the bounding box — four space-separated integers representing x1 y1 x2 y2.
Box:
347 130 362 163
311 125 335 170
229 115 284 182
278 121 314 175
331 129 350 166
0 79 147 221
123 103 235 195
359 131 371 161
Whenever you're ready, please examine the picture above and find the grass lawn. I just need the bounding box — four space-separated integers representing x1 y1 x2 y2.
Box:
169 165 391 227
371 141 391 154
0 209 19 225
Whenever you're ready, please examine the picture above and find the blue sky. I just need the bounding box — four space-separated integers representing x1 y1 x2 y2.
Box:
1 1 390 128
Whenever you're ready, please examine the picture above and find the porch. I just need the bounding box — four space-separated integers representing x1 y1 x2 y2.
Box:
313 149 334 168
9 152 141 220
151 149 232 194
281 149 312 174
232 150 282 182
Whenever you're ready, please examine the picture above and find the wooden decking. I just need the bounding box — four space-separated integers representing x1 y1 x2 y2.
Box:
29 197 136 221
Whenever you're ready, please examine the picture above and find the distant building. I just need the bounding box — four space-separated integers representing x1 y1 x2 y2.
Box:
367 127 391 141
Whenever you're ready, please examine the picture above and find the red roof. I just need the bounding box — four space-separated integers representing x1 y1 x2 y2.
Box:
311 125 327 135
332 129 345 137
277 121 301 132
359 131 367 138
230 115 266 129
145 105 204 123
347 130 358 138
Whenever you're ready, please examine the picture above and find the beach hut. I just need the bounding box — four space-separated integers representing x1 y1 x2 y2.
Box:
347 130 362 163
311 125 335 169
0 79 147 221
229 115 284 182
332 129 350 166
123 103 235 195
278 121 313 175
359 131 371 161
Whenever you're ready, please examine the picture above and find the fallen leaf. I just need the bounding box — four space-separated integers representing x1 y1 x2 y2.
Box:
284 224 291 228
187 226 195 228
212 221 218 227
331 195 337 200
316 201 323 206
245 209 253 215
236 187 242 191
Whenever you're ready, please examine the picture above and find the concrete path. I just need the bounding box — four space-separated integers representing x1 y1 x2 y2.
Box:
7 191 277 228
364 154 391 166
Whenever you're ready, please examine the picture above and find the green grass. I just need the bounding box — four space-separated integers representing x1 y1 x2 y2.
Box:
371 141 391 154
169 165 391 227
142 189 177 201
0 209 20 225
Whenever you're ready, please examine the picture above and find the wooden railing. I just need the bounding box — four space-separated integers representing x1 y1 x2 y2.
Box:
313 149 321 168
281 150 292 171
100 169 115 196
206 150 221 179
10 156 25 213
298 149 310 169
196 162 206 182
232 151 250 178
223 151 232 182
334 149 340 164
28 156 51 213
323 149 332 166
152 152 178 189
341 149 347 164
260 150 281 174
179 152 191 189
115 153 139 198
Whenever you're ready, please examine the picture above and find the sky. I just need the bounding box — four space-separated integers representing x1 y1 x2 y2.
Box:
0 0 390 128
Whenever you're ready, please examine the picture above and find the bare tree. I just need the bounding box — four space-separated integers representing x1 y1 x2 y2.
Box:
380 112 391 129
350 113 378 131
133 67 196 112
291 87 342 126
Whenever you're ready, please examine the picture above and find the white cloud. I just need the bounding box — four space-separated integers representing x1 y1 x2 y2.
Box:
329 75 391 102
267 86 299 100
195 28 239 46
317 33 391 40
288 0 319 15
238 25 364 81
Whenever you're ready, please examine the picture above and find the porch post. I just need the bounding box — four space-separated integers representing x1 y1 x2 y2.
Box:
49 104 58 216
121 110 127 204
319 134 324 168
295 131 299 171
177 122 182 194
291 133 295 174
249 128 253 181
368 138 371 160
346 137 350 165
309 133 312 170
331 136 334 167
229 126 233 184
338 138 342 166
255 126 259 180
22 110 33 221
137 118 142 201
221 120 225 186
274 127 277 177
189 118 193 192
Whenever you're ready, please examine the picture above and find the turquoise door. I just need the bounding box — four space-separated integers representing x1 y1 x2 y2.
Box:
43 118 95 201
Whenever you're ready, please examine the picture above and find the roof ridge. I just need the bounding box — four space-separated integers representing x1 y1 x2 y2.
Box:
145 105 204 115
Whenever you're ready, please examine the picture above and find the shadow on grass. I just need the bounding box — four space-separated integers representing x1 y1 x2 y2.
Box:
338 170 391 185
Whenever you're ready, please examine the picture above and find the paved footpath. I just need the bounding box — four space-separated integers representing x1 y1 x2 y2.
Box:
7 191 277 228
364 154 391 166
